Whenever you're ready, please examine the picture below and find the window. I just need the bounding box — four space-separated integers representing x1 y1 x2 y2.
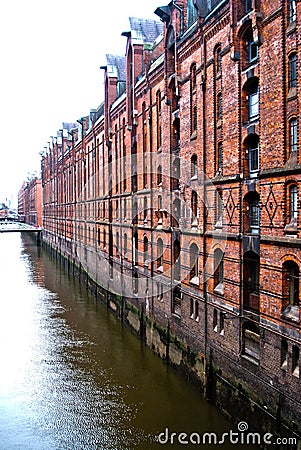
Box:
213 309 218 331
133 230 138 266
215 46 222 74
191 154 197 179
116 231 120 256
217 92 222 123
157 238 163 271
143 196 148 223
191 191 198 224
215 189 223 227
220 311 225 335
282 261 299 320
292 345 300 377
243 251 260 312
124 233 128 258
289 184 298 222
157 282 163 301
281 339 288 370
173 198 180 228
246 0 252 13
249 139 259 175
103 228 106 250
289 118 298 154
214 248 224 293
195 300 199 321
189 243 199 283
248 35 258 63
289 0 296 23
172 158 180 190
143 236 148 266
156 90 162 150
173 240 181 281
172 287 181 316
247 193 260 233
190 298 194 318
216 141 223 173
289 53 297 89
190 64 197 135
133 270 138 294
249 84 259 120
242 322 260 362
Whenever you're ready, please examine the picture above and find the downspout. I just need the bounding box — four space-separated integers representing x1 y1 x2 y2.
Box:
201 31 210 398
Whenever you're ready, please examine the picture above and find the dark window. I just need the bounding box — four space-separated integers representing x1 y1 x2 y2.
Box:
243 251 260 312
214 248 224 290
157 165 162 186
172 287 181 316
289 0 297 23
191 191 198 223
282 261 299 309
292 345 300 377
281 339 288 370
289 53 297 89
246 0 252 13
217 92 222 122
157 238 163 270
191 154 197 178
213 309 218 331
190 243 199 281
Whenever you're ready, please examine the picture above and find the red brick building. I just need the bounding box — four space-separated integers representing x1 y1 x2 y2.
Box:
41 0 301 438
18 177 42 226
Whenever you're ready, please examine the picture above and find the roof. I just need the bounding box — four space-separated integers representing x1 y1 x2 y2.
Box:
129 17 164 45
106 54 126 81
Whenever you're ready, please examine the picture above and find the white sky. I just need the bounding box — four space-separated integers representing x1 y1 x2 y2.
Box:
0 0 162 207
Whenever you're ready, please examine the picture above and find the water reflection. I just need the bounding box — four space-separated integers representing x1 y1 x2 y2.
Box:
0 234 255 449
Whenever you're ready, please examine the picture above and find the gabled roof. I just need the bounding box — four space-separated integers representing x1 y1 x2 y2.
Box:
129 17 164 45
106 54 126 81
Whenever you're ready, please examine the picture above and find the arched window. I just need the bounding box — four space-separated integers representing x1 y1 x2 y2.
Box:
245 134 260 176
191 154 197 179
191 191 198 224
157 238 164 270
289 184 298 223
289 118 298 155
215 45 222 74
190 243 199 282
143 236 149 266
282 261 299 318
289 52 297 89
244 192 260 234
217 92 222 123
214 248 224 293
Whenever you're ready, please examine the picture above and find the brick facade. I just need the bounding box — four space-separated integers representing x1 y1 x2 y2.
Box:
41 0 301 438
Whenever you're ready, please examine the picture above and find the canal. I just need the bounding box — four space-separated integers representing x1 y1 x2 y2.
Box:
0 233 256 449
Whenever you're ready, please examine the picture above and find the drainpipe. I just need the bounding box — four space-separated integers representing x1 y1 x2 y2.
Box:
201 32 210 399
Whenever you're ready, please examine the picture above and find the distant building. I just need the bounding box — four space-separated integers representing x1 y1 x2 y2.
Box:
18 177 42 226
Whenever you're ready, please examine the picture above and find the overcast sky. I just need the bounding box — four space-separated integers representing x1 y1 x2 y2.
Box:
0 0 162 207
